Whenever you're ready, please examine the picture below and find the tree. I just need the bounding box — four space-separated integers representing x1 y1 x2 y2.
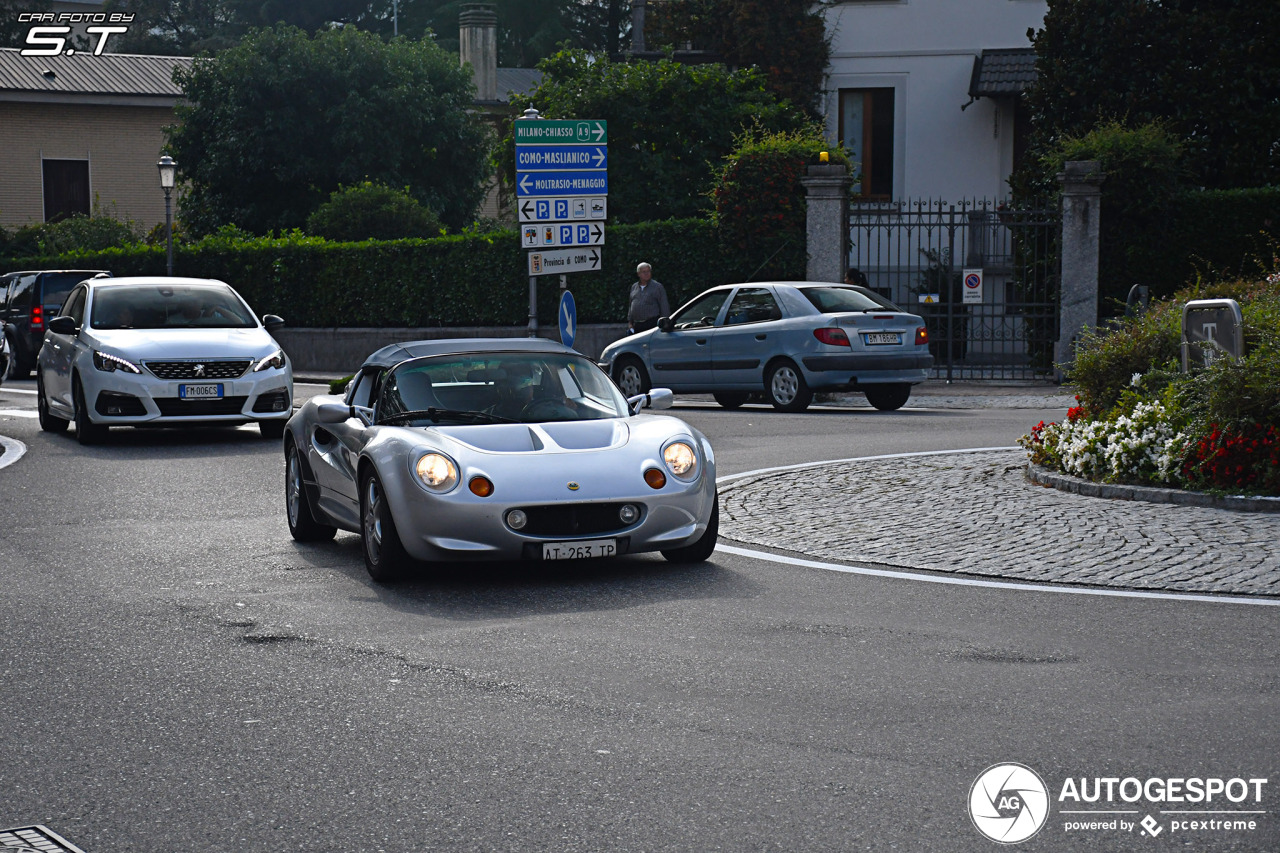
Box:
648 0 829 114
101 0 386 54
306 181 444 241
167 25 491 236
504 49 804 223
1021 0 1280 190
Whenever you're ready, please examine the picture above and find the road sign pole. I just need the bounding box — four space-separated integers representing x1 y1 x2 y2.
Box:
518 106 543 338
528 276 538 338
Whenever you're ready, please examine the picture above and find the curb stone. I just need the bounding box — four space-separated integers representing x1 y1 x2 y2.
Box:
1025 463 1280 513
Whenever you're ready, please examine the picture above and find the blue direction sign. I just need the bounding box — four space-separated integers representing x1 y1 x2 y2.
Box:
558 290 577 348
516 145 607 171
517 170 608 198
519 196 606 223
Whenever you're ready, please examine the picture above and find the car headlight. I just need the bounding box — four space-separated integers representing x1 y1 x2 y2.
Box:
254 349 287 372
414 452 458 493
93 350 141 374
663 441 698 479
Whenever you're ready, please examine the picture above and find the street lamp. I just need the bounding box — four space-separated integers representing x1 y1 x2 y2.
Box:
157 155 176 276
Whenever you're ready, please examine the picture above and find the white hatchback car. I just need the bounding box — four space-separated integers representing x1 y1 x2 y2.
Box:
36 275 293 444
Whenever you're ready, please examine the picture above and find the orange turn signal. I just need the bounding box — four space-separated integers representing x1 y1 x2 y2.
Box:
468 476 494 497
915 326 929 345
643 468 667 489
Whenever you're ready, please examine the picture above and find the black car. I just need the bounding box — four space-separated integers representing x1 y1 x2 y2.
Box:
0 269 109 379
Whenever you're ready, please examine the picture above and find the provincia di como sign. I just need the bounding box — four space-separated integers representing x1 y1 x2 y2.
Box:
967 763 1269 846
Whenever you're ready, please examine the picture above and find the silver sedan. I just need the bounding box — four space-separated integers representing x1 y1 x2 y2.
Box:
598 281 933 412
283 338 719 583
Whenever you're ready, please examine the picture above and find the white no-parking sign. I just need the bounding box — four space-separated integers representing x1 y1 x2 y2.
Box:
962 268 984 304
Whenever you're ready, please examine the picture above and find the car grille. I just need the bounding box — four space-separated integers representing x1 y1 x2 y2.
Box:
514 502 644 537
155 396 248 416
145 360 251 380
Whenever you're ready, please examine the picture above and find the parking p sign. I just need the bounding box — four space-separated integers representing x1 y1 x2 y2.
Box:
962 268 984 305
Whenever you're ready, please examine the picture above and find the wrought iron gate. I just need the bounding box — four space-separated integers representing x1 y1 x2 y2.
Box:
847 198 1060 381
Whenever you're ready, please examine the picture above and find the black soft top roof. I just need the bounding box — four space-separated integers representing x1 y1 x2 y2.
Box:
361 337 576 370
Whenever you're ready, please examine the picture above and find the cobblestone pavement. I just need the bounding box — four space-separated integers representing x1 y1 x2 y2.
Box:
720 449 1280 597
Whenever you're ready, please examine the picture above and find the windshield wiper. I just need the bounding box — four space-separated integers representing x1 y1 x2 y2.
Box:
381 408 517 425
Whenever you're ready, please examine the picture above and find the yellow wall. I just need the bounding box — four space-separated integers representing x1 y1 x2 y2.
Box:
0 101 177 230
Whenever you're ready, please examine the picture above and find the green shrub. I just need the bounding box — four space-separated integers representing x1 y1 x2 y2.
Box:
0 218 787 327
2 212 141 257
711 124 846 281
306 181 445 242
1068 277 1280 424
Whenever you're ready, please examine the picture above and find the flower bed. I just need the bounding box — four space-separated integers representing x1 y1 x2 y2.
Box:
1020 273 1280 497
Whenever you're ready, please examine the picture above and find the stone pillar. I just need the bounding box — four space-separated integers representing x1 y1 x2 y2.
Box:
630 0 647 53
801 164 852 283
1054 160 1105 377
460 3 498 103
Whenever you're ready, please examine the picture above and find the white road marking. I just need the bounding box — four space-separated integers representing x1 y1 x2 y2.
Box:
0 435 27 469
717 447 1280 608
0 409 37 418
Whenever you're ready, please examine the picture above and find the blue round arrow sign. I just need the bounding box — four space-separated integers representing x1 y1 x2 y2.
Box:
558 290 577 349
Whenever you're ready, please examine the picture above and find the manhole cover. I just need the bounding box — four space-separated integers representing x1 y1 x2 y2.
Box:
0 826 87 853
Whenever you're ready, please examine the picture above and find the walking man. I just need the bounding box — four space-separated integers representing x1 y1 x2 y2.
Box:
628 262 670 334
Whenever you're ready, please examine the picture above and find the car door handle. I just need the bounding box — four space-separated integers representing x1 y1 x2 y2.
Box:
695 339 707 345
755 334 767 341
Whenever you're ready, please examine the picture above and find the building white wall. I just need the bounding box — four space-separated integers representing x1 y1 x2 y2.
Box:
822 0 1047 202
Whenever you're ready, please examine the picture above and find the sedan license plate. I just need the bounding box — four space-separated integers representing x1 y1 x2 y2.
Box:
542 539 617 560
864 332 901 346
179 383 224 399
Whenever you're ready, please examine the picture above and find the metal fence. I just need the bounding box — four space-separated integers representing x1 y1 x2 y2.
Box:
848 198 1060 381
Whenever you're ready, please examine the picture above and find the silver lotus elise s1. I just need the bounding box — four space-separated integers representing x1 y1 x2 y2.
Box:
284 338 718 582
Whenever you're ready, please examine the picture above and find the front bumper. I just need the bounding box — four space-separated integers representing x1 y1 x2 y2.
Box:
381 453 717 563
83 368 293 424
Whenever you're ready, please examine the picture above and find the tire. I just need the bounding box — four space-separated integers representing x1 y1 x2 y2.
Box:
73 375 108 445
662 493 719 563
712 392 749 409
764 360 812 413
36 371 69 434
259 419 287 440
3 336 28 381
360 468 410 583
614 357 651 397
285 439 336 542
864 383 911 412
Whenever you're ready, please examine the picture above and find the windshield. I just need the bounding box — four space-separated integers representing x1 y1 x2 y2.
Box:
42 272 98 310
89 284 257 330
801 285 901 313
378 351 631 425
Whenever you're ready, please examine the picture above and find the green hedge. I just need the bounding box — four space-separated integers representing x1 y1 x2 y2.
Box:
0 219 792 327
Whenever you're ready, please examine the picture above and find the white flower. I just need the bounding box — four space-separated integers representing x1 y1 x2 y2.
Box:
1131 372 1142 386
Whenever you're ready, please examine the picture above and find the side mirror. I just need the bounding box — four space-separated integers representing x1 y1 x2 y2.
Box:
262 314 285 333
46 315 78 335
656 316 674 333
627 388 675 415
316 401 372 424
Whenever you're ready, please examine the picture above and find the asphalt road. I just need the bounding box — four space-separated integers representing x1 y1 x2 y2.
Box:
0 380 1275 853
